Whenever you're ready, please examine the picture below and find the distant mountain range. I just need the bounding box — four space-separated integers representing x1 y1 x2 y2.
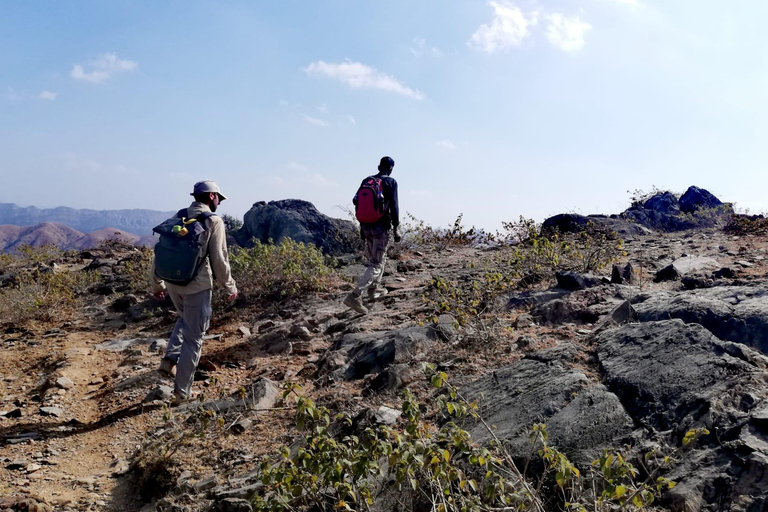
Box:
0 223 157 252
0 203 174 235
0 203 174 252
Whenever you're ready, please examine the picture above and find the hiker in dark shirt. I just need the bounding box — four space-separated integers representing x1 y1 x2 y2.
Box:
344 156 401 314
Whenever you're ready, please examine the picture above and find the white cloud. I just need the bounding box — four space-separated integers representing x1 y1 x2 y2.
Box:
71 52 137 84
287 161 309 171
436 140 457 150
317 103 328 113
468 2 538 54
38 91 58 101
346 115 357 125
411 38 443 58
303 60 425 100
546 13 592 52
301 173 337 187
302 114 329 127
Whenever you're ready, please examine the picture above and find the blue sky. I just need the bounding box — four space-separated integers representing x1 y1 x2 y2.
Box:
2 1 767 232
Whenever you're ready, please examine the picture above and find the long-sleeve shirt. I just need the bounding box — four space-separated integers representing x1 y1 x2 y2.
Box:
151 202 237 296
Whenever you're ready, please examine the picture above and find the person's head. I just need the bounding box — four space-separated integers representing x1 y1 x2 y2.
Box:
378 156 395 175
191 180 227 212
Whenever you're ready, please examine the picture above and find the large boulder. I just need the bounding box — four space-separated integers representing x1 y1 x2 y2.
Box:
642 191 680 215
633 285 768 353
236 199 357 256
540 213 650 237
459 344 636 466
596 319 768 510
679 186 725 214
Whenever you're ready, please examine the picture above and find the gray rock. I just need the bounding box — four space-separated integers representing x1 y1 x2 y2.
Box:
610 262 636 285
55 377 74 390
39 407 64 417
374 406 401 425
235 199 357 256
94 338 143 351
633 286 768 352
507 288 571 309
364 364 420 395
143 385 174 403
555 271 601 291
433 314 458 342
289 324 312 341
596 319 768 510
230 419 253 435
149 339 168 352
322 326 437 381
679 186 725 213
194 475 218 493
216 498 254 512
238 326 251 337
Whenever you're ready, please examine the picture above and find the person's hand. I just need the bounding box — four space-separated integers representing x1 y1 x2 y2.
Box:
227 292 238 302
393 230 402 243
153 291 166 301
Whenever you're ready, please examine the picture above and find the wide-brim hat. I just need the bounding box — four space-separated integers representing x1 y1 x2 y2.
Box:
191 180 227 201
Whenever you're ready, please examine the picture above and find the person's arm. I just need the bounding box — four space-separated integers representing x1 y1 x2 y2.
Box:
207 217 238 298
149 253 167 299
389 179 401 241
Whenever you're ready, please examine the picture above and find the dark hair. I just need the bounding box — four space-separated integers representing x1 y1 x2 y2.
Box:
194 193 212 203
378 156 395 173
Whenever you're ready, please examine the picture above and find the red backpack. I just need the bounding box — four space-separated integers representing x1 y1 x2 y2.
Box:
354 176 387 223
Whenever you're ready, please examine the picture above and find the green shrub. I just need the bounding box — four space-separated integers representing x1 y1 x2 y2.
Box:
230 238 335 301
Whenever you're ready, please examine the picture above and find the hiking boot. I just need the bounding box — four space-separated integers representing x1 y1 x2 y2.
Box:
343 293 369 314
367 287 389 301
158 357 176 377
171 390 198 407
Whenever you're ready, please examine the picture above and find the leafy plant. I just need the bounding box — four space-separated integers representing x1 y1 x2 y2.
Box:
229 238 336 302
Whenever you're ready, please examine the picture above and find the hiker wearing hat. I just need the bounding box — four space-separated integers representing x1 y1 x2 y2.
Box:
150 180 237 405
344 156 401 314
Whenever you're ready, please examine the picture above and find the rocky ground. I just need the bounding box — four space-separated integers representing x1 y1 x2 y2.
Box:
1 227 768 512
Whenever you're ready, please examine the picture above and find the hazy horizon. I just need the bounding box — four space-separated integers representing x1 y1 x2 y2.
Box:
3 1 767 230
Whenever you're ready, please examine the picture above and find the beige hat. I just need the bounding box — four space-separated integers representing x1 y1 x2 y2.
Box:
191 180 227 201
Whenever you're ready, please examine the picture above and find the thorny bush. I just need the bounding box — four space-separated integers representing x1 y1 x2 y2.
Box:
400 213 486 252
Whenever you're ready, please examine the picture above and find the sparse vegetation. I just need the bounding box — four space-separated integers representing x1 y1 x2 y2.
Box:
0 245 100 325
229 238 336 302
401 213 484 252
243 368 702 512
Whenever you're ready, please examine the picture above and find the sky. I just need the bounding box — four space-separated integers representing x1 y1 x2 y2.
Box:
2 1 768 232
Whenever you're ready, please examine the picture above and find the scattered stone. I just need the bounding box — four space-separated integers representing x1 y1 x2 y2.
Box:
216 498 254 512
5 432 41 444
736 260 754 268
433 314 458 342
516 336 535 349
149 339 168 352
258 321 275 333
654 264 680 282
289 324 312 340
39 407 64 417
143 385 174 403
94 338 143 351
193 475 219 493
555 271 601 291
55 377 74 390
102 319 128 330
396 260 422 272
238 326 251 337
6 459 29 470
292 342 312 355
610 263 636 285
111 294 138 312
374 406 401 425
2 408 22 418
714 267 735 279
230 419 253 435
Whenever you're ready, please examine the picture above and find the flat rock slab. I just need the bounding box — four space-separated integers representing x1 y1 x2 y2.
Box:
462 356 637 465
94 338 144 351
596 319 768 510
633 285 768 352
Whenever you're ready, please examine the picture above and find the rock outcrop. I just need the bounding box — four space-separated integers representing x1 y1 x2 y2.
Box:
236 199 358 256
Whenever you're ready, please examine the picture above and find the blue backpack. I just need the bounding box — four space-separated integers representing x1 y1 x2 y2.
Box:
152 209 216 286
